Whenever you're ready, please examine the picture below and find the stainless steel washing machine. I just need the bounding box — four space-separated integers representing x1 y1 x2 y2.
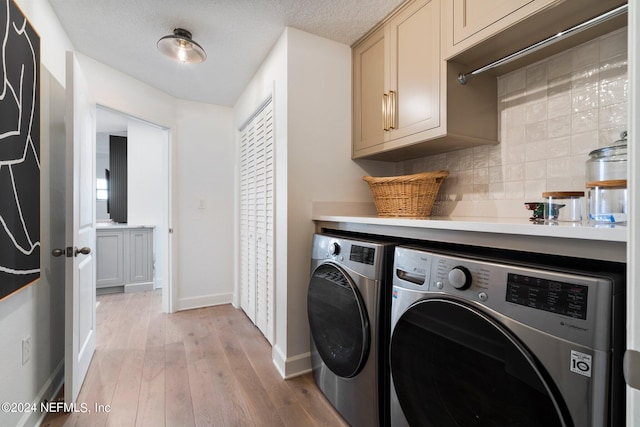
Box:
308 233 395 427
389 246 625 427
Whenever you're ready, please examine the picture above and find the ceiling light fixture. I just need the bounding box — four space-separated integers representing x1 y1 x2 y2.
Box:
157 28 207 64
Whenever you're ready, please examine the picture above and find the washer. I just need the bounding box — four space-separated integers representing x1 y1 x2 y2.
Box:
389 246 625 427
307 233 395 427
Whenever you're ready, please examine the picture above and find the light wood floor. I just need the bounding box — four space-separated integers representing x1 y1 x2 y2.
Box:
42 290 348 427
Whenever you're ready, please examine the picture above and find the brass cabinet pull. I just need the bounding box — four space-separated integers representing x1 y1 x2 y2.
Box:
382 93 389 131
389 90 397 130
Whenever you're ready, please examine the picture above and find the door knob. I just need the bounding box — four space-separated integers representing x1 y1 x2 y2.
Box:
52 248 65 257
75 247 91 257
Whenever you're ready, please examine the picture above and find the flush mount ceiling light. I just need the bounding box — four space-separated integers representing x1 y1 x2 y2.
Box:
157 28 207 64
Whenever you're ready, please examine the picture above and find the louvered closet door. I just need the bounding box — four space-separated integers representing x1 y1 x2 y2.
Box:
239 99 274 344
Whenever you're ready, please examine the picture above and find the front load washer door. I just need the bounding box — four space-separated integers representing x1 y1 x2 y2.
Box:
308 263 370 378
391 299 570 427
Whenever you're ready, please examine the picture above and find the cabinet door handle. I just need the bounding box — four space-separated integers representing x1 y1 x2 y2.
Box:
389 90 397 130
382 93 389 131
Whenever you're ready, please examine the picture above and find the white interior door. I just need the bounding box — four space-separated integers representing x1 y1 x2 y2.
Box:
64 51 97 404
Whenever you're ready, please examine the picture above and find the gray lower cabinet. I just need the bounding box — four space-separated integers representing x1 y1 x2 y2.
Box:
96 226 154 294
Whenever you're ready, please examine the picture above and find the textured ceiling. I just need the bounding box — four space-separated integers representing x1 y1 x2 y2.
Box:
48 0 405 107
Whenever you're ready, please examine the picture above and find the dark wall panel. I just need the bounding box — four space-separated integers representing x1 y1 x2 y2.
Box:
109 136 128 223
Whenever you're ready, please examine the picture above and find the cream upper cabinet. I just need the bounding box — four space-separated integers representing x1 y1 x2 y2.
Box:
353 26 386 154
352 0 498 161
353 0 441 158
448 0 558 56
445 0 627 68
388 0 441 142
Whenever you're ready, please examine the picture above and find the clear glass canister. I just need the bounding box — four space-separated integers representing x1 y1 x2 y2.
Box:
586 180 627 224
586 131 627 183
542 192 584 222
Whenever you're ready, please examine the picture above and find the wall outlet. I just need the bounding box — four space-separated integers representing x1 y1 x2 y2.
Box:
22 336 31 365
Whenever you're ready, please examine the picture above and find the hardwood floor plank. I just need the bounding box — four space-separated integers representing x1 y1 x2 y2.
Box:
135 347 165 427
164 341 196 426
105 349 145 426
43 291 348 427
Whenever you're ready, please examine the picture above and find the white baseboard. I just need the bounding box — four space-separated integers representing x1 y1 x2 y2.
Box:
24 359 63 427
125 282 154 293
174 292 233 311
272 345 312 379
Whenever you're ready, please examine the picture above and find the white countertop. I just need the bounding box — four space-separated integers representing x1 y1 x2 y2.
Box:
313 208 627 262
96 223 155 229
312 214 627 242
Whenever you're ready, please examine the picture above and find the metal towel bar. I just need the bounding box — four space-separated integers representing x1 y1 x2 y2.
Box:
457 4 628 85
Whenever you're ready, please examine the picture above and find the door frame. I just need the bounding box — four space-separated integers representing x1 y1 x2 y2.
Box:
94 105 175 313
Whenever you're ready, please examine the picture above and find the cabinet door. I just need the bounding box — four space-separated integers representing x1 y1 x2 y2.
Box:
387 0 441 142
128 228 152 284
450 0 558 53
96 230 124 288
352 25 386 155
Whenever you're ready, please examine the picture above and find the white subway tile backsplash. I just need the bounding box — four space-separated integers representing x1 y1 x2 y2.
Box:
524 180 546 200
546 157 571 179
525 100 547 124
525 121 547 143
546 136 571 158
572 86 598 112
571 109 598 134
548 93 572 117
599 79 627 107
570 132 598 155
398 28 627 218
506 69 527 94
572 40 599 71
547 55 572 80
600 30 627 62
505 181 525 199
504 163 525 182
548 115 572 138
474 168 489 185
525 160 547 181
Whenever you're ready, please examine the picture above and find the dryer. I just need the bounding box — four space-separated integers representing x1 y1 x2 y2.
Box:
307 233 395 427
389 246 625 427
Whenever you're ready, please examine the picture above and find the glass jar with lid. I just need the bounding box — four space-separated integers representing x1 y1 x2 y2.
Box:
585 131 628 224
586 131 627 183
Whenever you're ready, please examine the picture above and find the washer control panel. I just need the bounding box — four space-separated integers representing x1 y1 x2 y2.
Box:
431 254 493 303
392 246 614 347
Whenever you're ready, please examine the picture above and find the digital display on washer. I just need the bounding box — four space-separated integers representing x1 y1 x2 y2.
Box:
506 273 588 320
349 245 375 265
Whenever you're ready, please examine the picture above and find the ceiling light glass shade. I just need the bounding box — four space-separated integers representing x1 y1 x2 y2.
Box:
157 28 207 64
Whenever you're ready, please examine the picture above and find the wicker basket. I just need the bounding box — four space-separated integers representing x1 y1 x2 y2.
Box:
363 171 449 218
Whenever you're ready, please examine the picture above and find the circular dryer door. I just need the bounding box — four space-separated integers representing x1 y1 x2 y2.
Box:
307 263 370 378
391 299 569 426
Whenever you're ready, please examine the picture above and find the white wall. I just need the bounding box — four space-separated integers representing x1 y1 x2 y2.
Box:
284 29 393 372
174 100 235 309
0 1 72 425
234 27 394 377
127 120 170 289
